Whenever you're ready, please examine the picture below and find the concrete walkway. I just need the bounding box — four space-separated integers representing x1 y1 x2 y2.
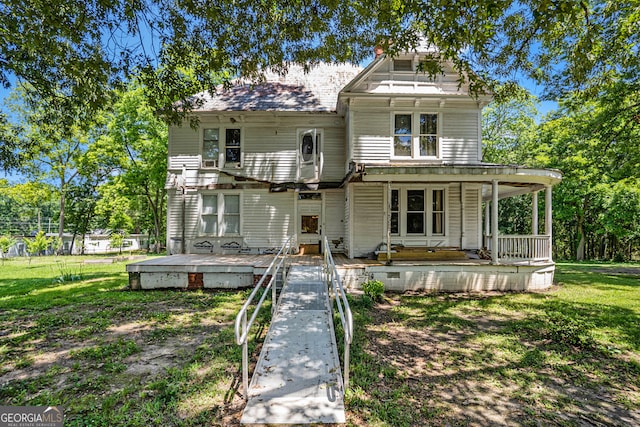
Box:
240 266 345 425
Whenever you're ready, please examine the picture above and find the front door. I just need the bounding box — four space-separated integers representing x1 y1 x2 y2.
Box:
298 193 322 253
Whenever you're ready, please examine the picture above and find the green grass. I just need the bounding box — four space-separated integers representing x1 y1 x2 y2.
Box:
344 262 640 426
2 257 640 426
0 255 259 426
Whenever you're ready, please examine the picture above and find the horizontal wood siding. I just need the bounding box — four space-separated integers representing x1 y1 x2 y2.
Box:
242 128 297 183
352 184 385 257
351 111 391 163
447 183 462 248
441 112 480 163
344 185 352 257
322 127 347 181
462 185 482 249
169 126 199 156
183 193 201 240
324 190 346 252
242 190 294 248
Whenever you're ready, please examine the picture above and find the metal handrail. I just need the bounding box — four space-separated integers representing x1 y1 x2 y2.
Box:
322 237 354 390
234 235 296 400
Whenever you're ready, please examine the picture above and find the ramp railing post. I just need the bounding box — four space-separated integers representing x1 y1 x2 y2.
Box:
322 237 353 392
242 311 248 395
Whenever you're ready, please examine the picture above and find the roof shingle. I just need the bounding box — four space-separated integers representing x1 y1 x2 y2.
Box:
193 63 363 113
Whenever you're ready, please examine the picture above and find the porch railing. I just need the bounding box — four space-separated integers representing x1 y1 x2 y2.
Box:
234 235 296 400
322 237 353 390
486 234 551 261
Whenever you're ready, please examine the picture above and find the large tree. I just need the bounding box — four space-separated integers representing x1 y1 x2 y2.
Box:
96 85 168 252
0 1 637 133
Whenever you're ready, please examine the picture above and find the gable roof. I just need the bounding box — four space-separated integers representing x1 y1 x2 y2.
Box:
193 63 363 113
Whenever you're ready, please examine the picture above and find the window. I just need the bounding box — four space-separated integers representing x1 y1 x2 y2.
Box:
202 129 219 167
390 189 399 234
301 215 319 234
407 190 425 234
392 113 439 158
419 114 438 157
200 194 240 236
393 59 413 71
390 187 446 237
432 189 444 234
202 127 242 167
201 194 218 234
393 114 412 157
225 128 241 163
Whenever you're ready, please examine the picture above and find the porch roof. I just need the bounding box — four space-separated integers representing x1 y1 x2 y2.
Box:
353 163 562 199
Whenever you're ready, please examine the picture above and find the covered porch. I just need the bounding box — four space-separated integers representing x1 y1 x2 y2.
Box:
354 163 562 266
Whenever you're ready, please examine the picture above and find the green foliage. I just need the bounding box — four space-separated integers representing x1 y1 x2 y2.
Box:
25 231 52 256
362 280 385 301
0 0 637 132
53 261 83 283
0 235 16 258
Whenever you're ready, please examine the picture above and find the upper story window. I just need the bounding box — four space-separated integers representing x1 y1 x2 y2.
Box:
202 127 242 168
393 59 413 71
392 113 439 159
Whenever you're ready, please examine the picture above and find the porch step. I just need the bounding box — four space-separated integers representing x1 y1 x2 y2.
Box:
240 266 345 425
377 248 468 262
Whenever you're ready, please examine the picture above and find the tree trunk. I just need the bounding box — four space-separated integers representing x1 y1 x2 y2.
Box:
58 188 65 255
576 216 586 261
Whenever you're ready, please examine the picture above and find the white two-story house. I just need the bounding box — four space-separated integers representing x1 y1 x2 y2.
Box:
153 46 561 291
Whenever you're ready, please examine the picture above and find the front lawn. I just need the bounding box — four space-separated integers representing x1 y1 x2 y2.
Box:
346 262 640 426
0 256 251 426
1 258 639 426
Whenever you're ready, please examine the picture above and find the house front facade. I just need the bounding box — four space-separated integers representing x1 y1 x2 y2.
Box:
163 47 561 291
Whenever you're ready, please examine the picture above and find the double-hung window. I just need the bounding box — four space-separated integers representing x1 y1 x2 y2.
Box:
392 113 439 158
390 187 446 236
202 127 242 168
200 194 240 236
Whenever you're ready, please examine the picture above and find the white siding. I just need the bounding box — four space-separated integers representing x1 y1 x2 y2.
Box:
462 184 482 249
351 111 391 163
168 126 200 169
441 112 480 163
322 127 347 181
447 183 462 248
324 190 346 252
243 128 297 183
242 190 294 248
344 185 352 257
352 183 385 257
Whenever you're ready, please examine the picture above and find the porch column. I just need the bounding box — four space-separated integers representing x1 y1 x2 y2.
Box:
545 185 553 261
484 201 490 247
532 191 539 235
492 180 499 264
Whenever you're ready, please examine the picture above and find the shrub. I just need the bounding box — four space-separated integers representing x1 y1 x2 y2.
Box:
362 280 385 301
